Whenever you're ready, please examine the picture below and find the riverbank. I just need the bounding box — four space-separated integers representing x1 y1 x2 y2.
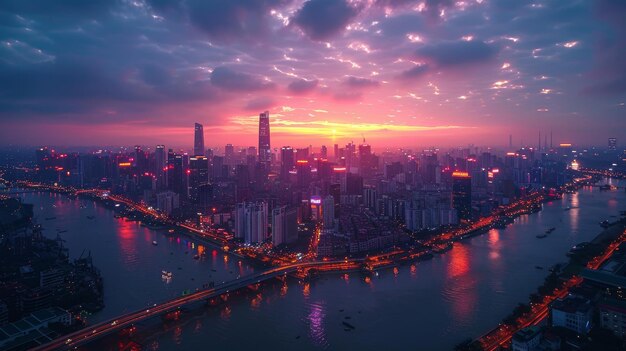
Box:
469 216 626 351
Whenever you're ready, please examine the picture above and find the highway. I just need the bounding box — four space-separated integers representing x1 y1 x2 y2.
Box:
32 260 361 351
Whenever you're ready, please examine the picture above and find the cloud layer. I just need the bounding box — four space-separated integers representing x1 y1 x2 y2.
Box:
0 0 624 147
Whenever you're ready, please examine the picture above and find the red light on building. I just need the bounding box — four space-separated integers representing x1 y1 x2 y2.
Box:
186 169 191 175
452 171 470 178
118 162 131 167
492 168 500 173
333 167 347 172
296 160 309 164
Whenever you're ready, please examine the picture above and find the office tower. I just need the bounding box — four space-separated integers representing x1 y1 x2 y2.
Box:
155 145 166 190
346 173 363 195
452 171 472 220
363 187 377 209
194 123 205 156
134 145 147 173
385 162 403 180
334 144 339 161
296 160 311 188
329 183 341 218
609 138 617 151
358 143 372 176
156 191 180 215
272 206 298 246
188 156 209 203
322 195 335 230
235 164 251 201
211 155 224 180
224 144 235 165
235 202 268 244
296 148 309 161
258 111 271 163
280 146 294 181
320 145 328 159
167 149 185 197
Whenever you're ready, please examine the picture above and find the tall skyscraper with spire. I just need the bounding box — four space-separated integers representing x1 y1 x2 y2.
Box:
194 123 204 156
258 111 271 163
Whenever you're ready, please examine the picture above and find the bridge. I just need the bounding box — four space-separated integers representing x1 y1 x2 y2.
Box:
32 260 362 351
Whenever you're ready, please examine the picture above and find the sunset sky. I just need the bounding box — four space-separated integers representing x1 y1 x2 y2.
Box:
0 0 624 149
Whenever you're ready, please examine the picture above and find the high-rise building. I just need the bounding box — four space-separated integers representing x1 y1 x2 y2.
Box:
452 171 472 220
156 191 180 215
258 111 271 163
280 146 294 181
235 202 268 244
193 123 205 156
363 187 377 209
322 195 335 230
320 145 328 159
188 156 209 203
608 137 617 151
224 144 235 165
155 145 166 190
272 206 298 246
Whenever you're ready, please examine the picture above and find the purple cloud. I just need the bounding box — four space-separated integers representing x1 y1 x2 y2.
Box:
210 67 275 92
414 40 499 67
287 79 319 94
292 0 361 40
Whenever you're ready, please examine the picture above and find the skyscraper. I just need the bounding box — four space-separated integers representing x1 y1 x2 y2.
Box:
452 171 472 220
280 146 294 181
193 123 205 157
272 206 298 246
258 111 271 163
155 145 166 190
608 138 617 151
235 202 268 244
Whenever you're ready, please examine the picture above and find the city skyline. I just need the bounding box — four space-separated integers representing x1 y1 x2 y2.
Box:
0 0 625 147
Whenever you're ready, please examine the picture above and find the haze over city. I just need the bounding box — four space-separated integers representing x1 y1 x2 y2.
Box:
1 0 625 148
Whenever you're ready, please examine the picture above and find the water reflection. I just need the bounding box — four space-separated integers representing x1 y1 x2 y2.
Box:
306 302 327 347
445 244 477 325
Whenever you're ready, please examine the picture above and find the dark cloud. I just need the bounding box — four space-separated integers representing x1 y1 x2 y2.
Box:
0 0 115 18
244 96 275 111
210 67 275 92
583 0 626 95
185 0 290 42
414 40 498 67
399 64 429 80
287 79 318 94
292 0 361 40
343 76 380 89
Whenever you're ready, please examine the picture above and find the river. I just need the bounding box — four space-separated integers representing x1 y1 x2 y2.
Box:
17 178 626 350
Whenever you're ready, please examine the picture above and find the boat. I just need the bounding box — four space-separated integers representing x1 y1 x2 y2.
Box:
535 266 543 270
161 270 172 278
113 214 123 218
193 254 200 260
57 230 68 234
545 227 556 234
342 321 356 330
86 215 95 220
167 229 175 234
152 240 158 245
599 184 611 191
600 220 611 228
536 234 548 239
45 217 56 220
